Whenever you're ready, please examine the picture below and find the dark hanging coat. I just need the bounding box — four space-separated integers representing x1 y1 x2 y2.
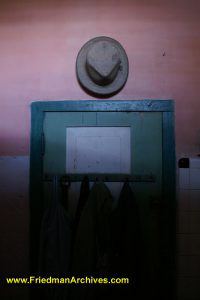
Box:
73 175 90 237
39 176 71 300
71 181 114 300
109 182 146 299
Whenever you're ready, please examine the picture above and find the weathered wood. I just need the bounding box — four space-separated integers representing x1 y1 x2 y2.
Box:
31 99 173 112
30 100 176 300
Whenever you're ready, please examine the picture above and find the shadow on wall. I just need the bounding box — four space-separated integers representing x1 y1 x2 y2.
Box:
0 156 30 299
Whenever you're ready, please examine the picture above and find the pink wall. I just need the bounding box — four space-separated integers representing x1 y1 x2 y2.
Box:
0 0 200 157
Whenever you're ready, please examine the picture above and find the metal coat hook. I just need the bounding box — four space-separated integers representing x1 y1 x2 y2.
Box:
60 175 71 188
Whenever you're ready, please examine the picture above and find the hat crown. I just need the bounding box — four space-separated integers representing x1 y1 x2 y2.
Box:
86 40 121 86
76 36 129 95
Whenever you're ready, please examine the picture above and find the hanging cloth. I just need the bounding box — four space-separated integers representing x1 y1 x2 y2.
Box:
39 176 71 300
71 181 114 300
74 175 90 234
69 176 90 273
109 182 144 299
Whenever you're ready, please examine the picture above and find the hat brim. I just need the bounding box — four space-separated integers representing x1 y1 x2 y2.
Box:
76 36 129 96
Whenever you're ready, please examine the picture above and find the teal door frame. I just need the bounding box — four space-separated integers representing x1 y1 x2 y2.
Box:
30 100 176 299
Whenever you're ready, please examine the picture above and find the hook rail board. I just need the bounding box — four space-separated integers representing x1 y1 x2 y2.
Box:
44 173 156 183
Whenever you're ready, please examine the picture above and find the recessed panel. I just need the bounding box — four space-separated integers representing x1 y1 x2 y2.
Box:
66 127 130 174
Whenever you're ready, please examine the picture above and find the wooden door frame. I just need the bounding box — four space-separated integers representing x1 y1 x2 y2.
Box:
30 100 176 299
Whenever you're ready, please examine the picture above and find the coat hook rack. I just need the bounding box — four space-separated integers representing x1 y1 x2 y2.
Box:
44 173 156 183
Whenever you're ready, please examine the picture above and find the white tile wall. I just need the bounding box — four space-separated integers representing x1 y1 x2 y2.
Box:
178 189 190 211
177 277 200 299
178 189 200 212
190 158 200 169
177 158 200 300
177 255 200 277
177 212 200 233
177 234 200 256
190 169 200 189
190 190 200 211
179 168 190 189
